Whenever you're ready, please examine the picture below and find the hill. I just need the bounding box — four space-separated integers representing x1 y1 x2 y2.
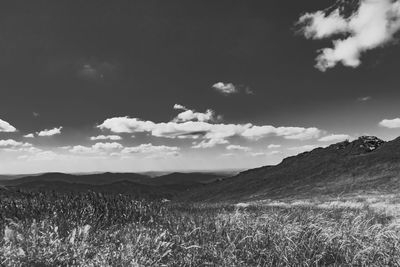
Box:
182 136 400 202
0 171 232 197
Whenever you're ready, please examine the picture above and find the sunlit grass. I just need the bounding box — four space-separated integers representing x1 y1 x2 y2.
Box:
1 191 400 266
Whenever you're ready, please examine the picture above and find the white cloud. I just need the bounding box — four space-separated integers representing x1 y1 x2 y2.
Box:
99 117 321 146
23 133 35 138
318 134 351 142
192 138 229 149
0 139 32 148
121 143 179 155
90 135 122 141
37 127 62 136
242 126 321 140
250 150 281 157
267 144 281 149
173 104 187 110
98 106 322 149
379 118 400 128
212 82 237 94
0 119 17 132
226 145 251 152
298 0 400 71
172 105 215 123
69 142 123 154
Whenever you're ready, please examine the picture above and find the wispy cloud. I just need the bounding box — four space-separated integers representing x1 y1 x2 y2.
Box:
357 96 372 102
318 134 351 142
212 82 253 95
90 135 122 141
226 145 251 152
297 0 400 71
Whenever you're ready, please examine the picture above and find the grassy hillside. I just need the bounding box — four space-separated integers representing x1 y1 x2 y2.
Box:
1 190 399 266
182 136 400 202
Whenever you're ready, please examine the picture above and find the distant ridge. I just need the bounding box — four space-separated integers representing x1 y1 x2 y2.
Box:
182 136 400 202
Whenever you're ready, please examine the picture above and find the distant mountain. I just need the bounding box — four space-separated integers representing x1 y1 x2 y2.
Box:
0 171 232 198
182 136 400 202
0 172 150 186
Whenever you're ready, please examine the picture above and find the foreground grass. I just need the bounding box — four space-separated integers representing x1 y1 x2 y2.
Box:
1 191 400 266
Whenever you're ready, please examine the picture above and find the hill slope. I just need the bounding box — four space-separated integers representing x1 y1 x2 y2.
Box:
183 136 400 202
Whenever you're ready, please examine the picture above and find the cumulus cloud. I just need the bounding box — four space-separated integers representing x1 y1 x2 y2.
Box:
0 139 32 148
172 104 215 123
212 82 238 94
69 142 123 154
37 127 62 136
99 114 321 148
379 118 400 128
298 0 400 71
90 135 122 141
226 145 251 152
23 133 35 138
173 104 187 110
318 134 351 142
0 119 17 132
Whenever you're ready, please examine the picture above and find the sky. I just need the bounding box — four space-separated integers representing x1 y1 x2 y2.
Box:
1 0 400 174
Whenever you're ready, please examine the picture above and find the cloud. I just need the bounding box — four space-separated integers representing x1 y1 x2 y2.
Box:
37 127 62 136
33 112 40 117
379 118 400 128
357 96 372 102
121 143 179 155
318 134 351 142
267 144 281 149
212 82 253 95
212 82 238 94
99 114 321 148
250 150 281 157
173 105 215 123
0 119 17 132
90 135 122 141
23 133 35 138
77 61 117 83
173 104 187 110
69 142 123 154
226 145 251 152
192 138 229 149
98 105 322 150
297 0 400 71
242 126 321 140
0 139 32 148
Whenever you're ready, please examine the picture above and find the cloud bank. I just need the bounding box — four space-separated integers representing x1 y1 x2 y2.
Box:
298 0 400 71
98 106 322 148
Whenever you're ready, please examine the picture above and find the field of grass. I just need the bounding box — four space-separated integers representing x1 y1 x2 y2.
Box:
1 190 400 266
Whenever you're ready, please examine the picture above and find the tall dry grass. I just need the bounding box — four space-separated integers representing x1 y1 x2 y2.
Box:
1 191 399 266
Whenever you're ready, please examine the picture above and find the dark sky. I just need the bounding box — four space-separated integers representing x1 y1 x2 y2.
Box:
1 0 400 173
